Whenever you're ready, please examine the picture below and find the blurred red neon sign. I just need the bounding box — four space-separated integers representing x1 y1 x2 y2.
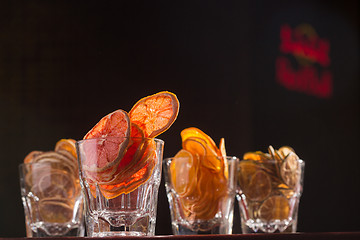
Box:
276 24 333 98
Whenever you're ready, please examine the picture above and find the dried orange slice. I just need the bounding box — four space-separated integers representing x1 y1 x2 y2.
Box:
246 170 272 202
39 199 73 223
37 170 76 199
182 135 221 172
219 138 228 179
129 91 179 138
238 161 260 191
280 152 301 189
55 139 77 160
82 109 131 172
170 149 197 197
278 146 296 159
258 195 290 221
24 151 43 163
181 128 220 156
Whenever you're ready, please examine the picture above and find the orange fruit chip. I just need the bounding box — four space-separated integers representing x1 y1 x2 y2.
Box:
37 170 76 199
82 109 131 172
246 170 272 202
181 128 220 156
24 151 43 163
129 91 179 138
39 199 73 223
238 161 260 190
55 139 77 160
278 146 296 159
170 149 197 197
182 136 221 172
259 195 290 221
280 152 301 189
219 138 228 179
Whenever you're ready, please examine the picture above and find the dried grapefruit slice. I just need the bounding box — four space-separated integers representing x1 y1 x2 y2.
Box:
129 91 179 138
99 143 157 198
82 109 131 172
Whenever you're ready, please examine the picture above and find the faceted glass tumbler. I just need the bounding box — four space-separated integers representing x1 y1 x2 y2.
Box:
237 158 305 233
163 156 239 235
76 137 164 237
19 162 84 237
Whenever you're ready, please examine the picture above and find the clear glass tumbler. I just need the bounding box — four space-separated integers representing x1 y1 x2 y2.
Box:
237 156 305 233
163 156 239 234
19 162 84 237
76 137 164 237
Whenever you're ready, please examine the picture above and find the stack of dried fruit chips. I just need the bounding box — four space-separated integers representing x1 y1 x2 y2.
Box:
238 146 302 222
169 127 229 221
23 139 80 224
78 91 179 199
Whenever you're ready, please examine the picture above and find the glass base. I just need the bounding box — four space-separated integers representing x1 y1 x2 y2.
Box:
241 219 296 233
86 214 156 237
29 222 84 237
172 218 232 235
92 231 146 237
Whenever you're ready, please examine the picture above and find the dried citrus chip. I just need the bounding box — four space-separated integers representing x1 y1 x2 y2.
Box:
280 152 301 189
181 127 220 156
278 146 296 159
39 199 73 223
97 140 157 199
259 195 290 221
182 137 207 157
32 151 77 176
129 91 179 138
219 138 228 179
170 149 197 197
183 137 221 172
24 151 43 163
246 170 272 202
55 139 77 160
39 170 76 198
238 161 260 191
82 109 131 172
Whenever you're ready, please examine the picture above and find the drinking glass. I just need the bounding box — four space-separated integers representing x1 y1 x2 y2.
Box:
19 162 84 237
163 156 238 234
76 137 164 237
237 157 305 233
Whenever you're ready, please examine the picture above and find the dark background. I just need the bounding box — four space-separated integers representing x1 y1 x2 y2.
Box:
0 0 358 237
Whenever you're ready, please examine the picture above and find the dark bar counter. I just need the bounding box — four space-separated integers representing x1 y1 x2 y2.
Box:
1 232 360 240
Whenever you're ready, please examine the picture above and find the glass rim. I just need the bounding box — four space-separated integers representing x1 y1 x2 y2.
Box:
240 158 305 165
164 155 239 161
18 161 73 167
75 136 164 145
